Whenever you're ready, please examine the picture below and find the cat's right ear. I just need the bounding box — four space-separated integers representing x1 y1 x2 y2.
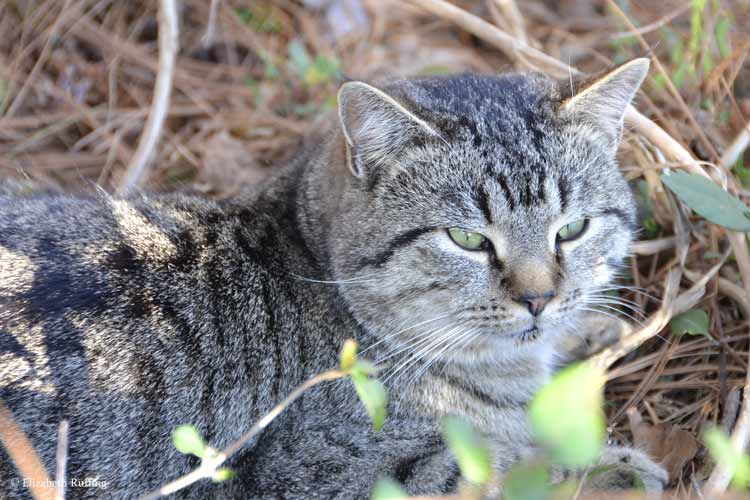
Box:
337 81 438 179
562 58 650 152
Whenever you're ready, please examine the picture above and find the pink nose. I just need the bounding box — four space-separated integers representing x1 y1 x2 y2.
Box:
518 291 554 316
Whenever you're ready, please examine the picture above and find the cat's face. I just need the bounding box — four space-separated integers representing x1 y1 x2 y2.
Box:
327 60 648 367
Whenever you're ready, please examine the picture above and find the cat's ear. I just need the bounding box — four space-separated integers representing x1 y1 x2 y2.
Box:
337 81 438 178
562 58 650 150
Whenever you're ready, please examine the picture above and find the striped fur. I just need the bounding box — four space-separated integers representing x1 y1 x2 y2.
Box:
0 62 665 499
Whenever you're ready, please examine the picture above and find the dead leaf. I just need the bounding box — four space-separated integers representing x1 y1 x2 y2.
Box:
196 131 269 197
627 407 699 483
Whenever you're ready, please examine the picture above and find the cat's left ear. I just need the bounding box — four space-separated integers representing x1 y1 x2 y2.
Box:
562 58 650 151
337 81 439 179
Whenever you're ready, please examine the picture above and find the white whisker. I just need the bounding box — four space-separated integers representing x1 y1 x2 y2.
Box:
382 323 461 386
360 313 453 355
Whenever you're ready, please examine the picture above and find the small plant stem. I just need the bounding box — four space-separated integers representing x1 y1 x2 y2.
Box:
703 378 750 496
140 369 345 499
55 420 69 500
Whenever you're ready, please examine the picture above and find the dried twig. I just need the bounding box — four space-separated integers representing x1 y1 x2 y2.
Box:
54 420 69 500
685 269 750 319
489 0 526 45
610 4 691 40
117 0 179 195
202 0 221 47
0 400 54 500
402 0 571 77
2 0 74 118
704 379 750 496
631 237 676 255
591 250 730 371
719 126 750 170
604 0 721 163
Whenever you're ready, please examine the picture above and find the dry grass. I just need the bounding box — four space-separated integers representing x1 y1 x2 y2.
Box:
2 0 750 495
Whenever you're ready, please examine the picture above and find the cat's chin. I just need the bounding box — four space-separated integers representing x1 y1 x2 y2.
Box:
442 325 551 364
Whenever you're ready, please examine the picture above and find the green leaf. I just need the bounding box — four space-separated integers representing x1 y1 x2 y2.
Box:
670 309 710 337
715 17 731 59
287 40 311 78
235 7 252 24
661 172 750 231
701 50 715 76
504 464 551 500
257 50 279 81
690 0 707 55
291 102 319 117
351 372 387 431
651 73 665 90
529 363 605 468
418 65 454 76
643 217 661 239
719 110 730 126
304 55 341 86
235 5 281 33
340 339 358 371
704 427 750 489
351 359 379 377
322 94 338 110
735 159 750 188
212 468 235 483
666 29 684 66
172 425 205 458
672 59 691 90
371 477 409 500
440 415 492 485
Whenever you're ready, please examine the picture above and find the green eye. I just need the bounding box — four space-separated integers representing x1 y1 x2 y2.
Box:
447 228 487 251
556 219 588 242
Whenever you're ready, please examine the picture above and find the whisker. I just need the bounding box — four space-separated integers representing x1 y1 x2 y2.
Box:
576 307 666 342
289 272 382 285
585 298 647 319
383 323 460 386
360 313 453 355
586 294 645 309
589 285 661 303
405 326 477 391
373 319 455 363
586 303 645 325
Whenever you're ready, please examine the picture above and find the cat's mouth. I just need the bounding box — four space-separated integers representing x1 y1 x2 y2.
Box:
512 325 540 342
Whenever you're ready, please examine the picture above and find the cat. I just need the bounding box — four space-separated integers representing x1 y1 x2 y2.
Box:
0 58 667 499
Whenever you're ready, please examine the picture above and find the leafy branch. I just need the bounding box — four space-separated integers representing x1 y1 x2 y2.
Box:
140 339 386 499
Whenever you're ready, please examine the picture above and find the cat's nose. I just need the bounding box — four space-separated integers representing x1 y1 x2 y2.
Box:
518 290 555 316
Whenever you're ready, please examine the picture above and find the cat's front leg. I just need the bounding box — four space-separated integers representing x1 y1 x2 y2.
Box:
224 411 462 499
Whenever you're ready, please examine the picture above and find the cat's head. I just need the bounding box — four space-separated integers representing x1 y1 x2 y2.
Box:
324 59 649 367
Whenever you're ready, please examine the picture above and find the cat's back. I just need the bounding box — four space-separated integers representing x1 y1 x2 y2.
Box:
0 189 320 498
0 189 290 387
0 192 229 333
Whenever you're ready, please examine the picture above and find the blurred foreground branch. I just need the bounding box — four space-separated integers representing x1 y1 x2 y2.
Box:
140 369 345 499
0 400 54 500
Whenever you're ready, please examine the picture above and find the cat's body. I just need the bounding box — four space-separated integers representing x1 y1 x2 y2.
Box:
0 185 454 498
1 63 666 499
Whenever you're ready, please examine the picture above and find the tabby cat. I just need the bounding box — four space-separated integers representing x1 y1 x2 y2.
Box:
0 58 667 498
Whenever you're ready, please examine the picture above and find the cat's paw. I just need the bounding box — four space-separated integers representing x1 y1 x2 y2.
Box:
583 446 667 499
